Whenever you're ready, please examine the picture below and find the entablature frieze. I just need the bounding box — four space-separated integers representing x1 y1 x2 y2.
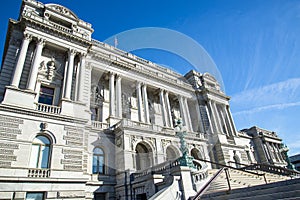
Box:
22 18 91 49
203 92 230 106
87 59 196 99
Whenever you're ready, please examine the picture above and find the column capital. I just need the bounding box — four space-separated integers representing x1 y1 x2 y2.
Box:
116 74 122 80
80 52 87 57
69 49 77 56
36 38 46 46
136 81 141 88
142 83 147 90
23 33 33 41
109 71 115 76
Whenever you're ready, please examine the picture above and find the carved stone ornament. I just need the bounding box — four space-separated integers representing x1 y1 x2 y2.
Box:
116 136 122 147
40 122 48 131
38 59 62 81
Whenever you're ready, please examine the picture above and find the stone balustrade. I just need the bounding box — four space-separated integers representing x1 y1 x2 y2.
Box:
132 159 180 180
28 168 50 178
91 121 110 130
35 103 61 114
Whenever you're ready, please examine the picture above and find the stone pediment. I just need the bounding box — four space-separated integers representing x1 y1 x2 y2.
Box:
45 4 79 20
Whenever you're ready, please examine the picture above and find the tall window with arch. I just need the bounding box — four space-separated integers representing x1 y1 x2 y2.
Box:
93 147 105 174
29 135 51 169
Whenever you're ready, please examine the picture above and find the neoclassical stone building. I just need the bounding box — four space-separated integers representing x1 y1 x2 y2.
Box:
0 0 289 199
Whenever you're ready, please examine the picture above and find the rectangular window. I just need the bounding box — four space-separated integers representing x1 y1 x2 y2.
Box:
94 193 106 200
26 192 44 200
38 86 54 105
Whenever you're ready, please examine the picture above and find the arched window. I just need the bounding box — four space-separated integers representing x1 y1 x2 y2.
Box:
93 147 105 174
29 135 51 169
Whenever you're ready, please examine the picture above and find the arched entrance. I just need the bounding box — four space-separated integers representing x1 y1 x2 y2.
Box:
135 142 153 170
166 145 179 161
191 148 203 160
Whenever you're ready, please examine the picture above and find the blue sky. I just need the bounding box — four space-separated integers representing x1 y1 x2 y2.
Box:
0 0 300 155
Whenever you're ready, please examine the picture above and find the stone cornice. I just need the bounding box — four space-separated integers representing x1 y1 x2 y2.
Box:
88 50 195 93
22 17 92 48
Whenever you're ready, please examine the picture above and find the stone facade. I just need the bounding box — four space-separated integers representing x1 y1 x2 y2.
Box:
0 0 288 199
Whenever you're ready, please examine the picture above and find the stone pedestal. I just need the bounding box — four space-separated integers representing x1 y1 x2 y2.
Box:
60 99 87 119
2 86 36 109
171 166 196 200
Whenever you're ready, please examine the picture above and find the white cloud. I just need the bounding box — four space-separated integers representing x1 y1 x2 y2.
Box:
231 78 300 113
233 101 300 116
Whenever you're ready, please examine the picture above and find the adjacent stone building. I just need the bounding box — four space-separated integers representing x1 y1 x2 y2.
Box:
0 0 288 199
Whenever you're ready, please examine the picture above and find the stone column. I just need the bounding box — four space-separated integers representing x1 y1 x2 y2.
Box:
224 105 234 136
208 100 219 133
11 33 32 87
204 103 214 134
165 91 173 127
219 105 229 135
212 101 223 133
109 72 115 117
184 97 193 131
116 75 122 118
136 82 143 122
160 90 167 126
27 38 45 91
77 53 86 102
178 95 187 128
142 84 150 123
226 106 237 136
64 49 76 100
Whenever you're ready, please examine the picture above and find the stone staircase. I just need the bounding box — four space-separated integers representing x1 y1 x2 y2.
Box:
204 167 291 194
200 177 300 200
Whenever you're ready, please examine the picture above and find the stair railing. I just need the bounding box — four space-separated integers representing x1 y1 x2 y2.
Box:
196 158 266 178
191 158 269 200
191 167 225 200
239 162 300 177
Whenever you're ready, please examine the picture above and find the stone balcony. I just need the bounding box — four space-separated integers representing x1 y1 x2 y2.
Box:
35 103 61 114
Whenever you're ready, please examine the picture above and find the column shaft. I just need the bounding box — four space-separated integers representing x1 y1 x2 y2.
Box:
224 105 234 136
212 101 223 133
226 106 237 136
219 105 229 135
109 72 115 117
27 39 45 90
136 82 143 122
77 54 86 102
11 33 32 87
142 84 150 123
160 90 167 126
178 96 187 128
184 97 193 131
64 50 76 99
116 75 122 118
165 92 173 127
208 100 219 133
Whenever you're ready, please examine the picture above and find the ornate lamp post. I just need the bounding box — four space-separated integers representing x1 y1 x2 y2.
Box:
174 118 195 168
